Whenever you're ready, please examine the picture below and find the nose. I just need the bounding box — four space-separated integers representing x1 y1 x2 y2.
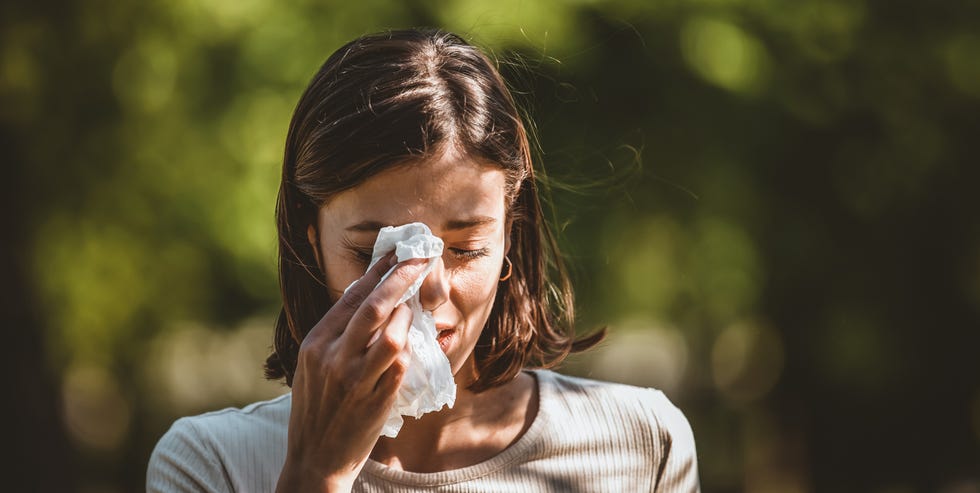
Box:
419 255 450 312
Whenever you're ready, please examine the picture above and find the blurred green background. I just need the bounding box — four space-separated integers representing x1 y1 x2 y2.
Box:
2 0 979 491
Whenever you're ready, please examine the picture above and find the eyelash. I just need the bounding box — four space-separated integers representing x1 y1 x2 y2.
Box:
349 247 489 262
450 247 490 260
351 249 372 262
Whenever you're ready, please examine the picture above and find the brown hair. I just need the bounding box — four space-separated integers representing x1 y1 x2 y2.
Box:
265 28 604 392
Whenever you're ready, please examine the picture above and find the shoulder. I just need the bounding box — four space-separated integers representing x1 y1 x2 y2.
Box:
536 369 688 426
533 370 700 492
173 392 292 437
147 393 291 493
156 393 292 458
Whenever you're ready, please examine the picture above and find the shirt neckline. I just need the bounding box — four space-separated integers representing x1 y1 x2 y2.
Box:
360 369 553 487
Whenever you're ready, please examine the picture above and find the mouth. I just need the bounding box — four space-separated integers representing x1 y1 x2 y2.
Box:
436 326 456 353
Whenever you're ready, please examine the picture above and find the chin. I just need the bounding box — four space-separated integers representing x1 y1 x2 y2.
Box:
446 351 479 386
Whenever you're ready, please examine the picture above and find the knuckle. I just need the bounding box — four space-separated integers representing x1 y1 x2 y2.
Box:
339 288 367 312
392 302 409 317
378 332 404 355
390 358 408 377
360 300 387 324
298 332 333 354
297 339 317 361
297 340 339 370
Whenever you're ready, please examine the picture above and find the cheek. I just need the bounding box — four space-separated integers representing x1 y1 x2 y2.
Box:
450 261 501 317
322 254 370 303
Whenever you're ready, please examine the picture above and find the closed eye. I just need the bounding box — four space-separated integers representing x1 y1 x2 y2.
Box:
341 237 374 263
351 248 372 263
449 247 490 260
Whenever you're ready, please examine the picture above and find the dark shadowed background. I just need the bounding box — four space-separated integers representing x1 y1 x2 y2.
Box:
2 0 978 491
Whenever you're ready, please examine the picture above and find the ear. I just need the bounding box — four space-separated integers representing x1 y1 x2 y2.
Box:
503 217 513 255
307 223 323 271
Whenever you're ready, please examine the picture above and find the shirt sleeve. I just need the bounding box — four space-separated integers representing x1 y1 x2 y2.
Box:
147 417 235 493
649 391 701 493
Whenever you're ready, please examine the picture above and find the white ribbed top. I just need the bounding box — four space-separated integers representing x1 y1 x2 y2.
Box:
147 370 700 492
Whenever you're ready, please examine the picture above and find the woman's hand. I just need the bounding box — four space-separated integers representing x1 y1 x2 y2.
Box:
275 254 427 493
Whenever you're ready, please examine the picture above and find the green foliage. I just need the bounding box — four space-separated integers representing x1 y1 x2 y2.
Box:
3 0 979 490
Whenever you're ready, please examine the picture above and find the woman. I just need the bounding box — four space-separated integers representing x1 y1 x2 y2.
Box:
148 28 700 492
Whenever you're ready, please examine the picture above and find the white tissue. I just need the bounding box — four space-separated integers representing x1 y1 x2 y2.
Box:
361 222 456 437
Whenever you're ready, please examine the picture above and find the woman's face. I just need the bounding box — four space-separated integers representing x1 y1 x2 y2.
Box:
308 148 511 387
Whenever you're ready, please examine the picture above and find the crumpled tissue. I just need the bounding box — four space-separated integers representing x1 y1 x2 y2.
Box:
349 222 457 437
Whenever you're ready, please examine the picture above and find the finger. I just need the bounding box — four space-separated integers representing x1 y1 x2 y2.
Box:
362 303 413 382
341 257 428 351
306 251 397 342
374 346 409 396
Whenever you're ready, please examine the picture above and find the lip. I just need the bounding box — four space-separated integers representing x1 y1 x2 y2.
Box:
435 324 457 353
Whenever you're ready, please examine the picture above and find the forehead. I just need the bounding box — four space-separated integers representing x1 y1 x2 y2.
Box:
319 152 508 232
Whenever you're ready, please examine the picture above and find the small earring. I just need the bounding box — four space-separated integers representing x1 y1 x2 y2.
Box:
499 256 513 281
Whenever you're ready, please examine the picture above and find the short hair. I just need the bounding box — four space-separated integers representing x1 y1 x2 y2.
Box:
265 28 604 392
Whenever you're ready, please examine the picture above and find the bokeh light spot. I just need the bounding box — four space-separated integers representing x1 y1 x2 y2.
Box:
680 17 770 94
112 36 178 113
591 318 689 394
62 364 132 451
34 217 150 365
602 215 685 316
711 321 784 404
943 34 980 99
0 25 44 119
143 317 287 414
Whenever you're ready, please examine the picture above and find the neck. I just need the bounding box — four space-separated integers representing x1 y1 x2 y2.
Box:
369 370 537 473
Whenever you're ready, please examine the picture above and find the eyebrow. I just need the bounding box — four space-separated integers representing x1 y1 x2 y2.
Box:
346 216 497 233
345 221 387 232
